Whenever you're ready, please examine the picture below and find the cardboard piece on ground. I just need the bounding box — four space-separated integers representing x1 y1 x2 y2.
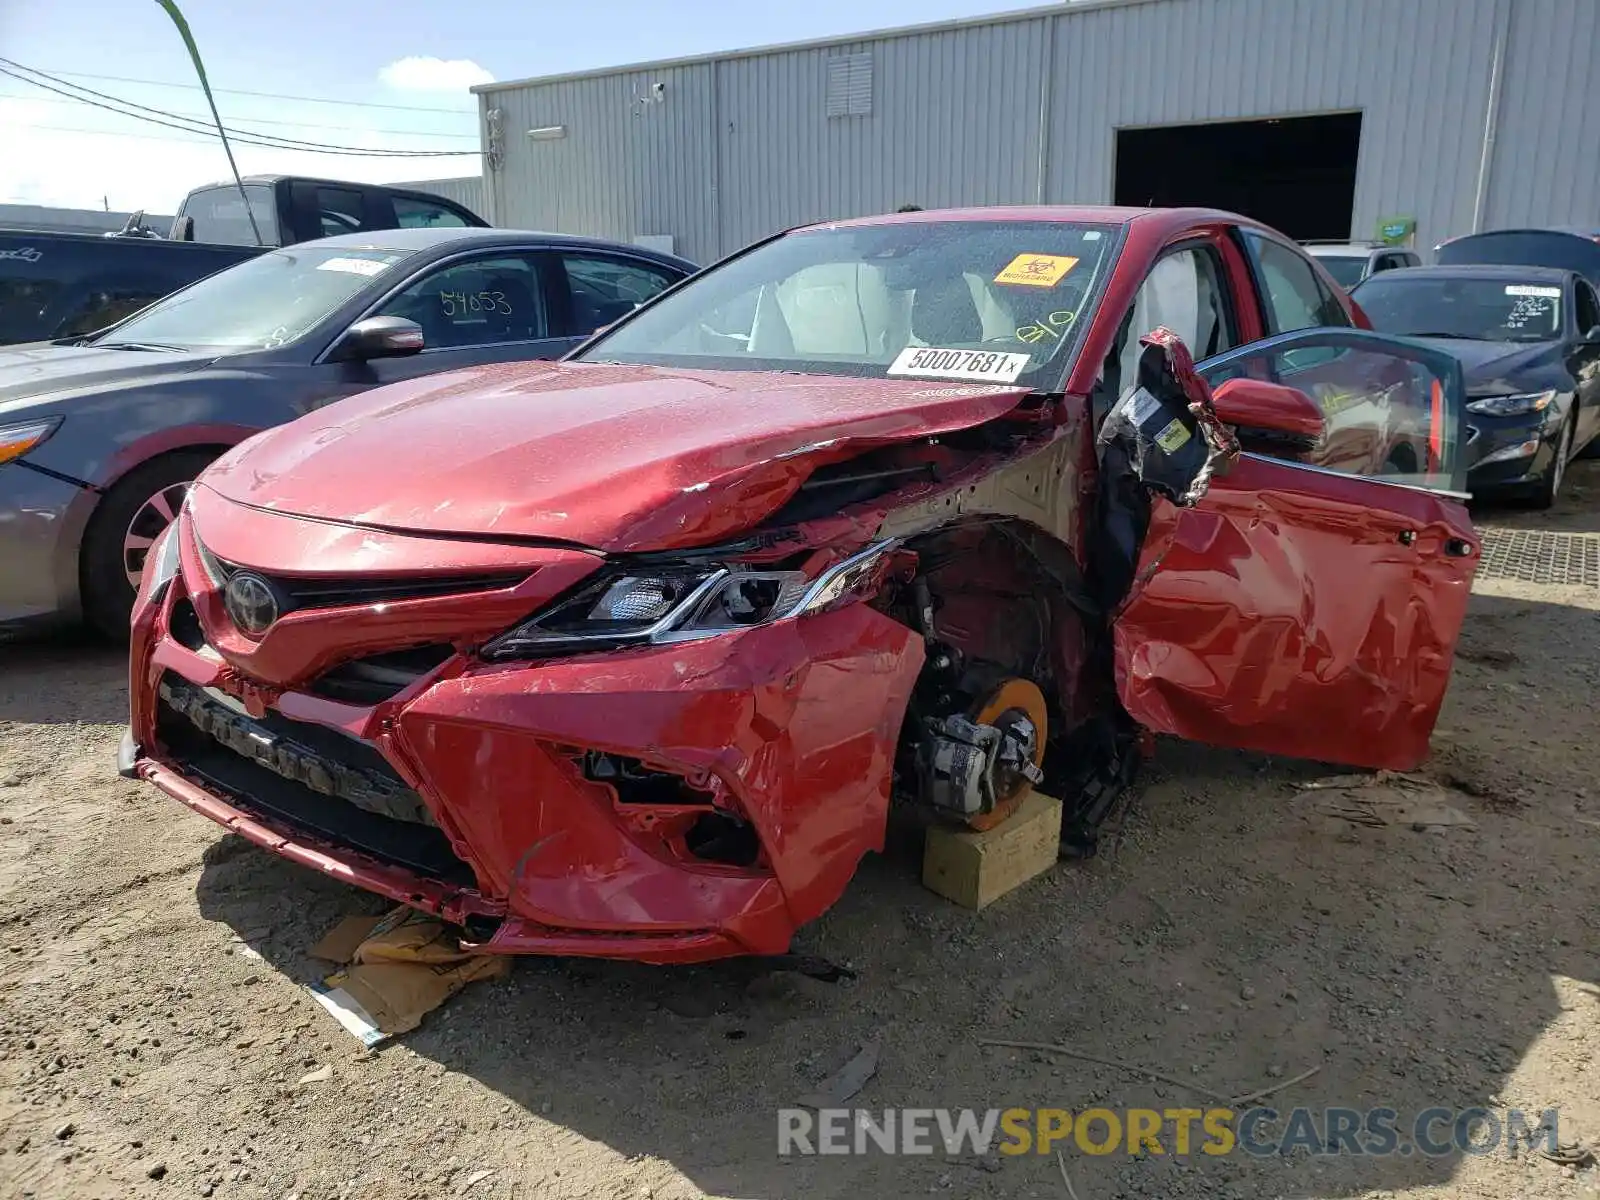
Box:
307 906 508 1046
309 914 385 964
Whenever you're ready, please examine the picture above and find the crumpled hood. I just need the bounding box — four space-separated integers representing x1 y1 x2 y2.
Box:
203 360 1033 551
0 342 216 417
1410 337 1565 397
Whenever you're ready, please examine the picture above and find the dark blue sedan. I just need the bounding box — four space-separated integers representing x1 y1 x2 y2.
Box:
0 227 696 635
1352 264 1600 508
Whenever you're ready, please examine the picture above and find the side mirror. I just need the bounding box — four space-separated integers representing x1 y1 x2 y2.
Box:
331 316 424 362
1583 324 1600 344
1210 377 1325 442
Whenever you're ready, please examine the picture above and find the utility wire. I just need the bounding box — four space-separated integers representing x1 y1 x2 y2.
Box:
0 89 478 139
0 62 477 157
25 64 478 114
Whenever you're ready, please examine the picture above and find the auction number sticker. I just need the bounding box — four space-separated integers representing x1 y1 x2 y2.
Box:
888 346 1031 383
316 257 389 276
994 253 1080 288
1504 284 1561 297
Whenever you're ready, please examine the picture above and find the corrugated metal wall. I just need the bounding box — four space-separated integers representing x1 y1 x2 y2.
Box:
478 0 1597 264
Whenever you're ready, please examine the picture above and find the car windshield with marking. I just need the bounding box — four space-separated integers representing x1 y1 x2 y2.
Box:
1353 274 1564 342
576 220 1120 390
90 246 415 353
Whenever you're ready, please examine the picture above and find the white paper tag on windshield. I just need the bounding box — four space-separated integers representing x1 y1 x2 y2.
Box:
887 346 1030 383
317 257 388 277
1505 284 1561 297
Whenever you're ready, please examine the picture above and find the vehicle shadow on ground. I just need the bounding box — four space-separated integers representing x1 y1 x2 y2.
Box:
0 632 127 726
192 585 1600 1199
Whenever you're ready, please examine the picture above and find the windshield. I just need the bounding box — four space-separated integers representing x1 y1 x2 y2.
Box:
1312 254 1368 288
577 220 1120 389
1352 275 1564 342
95 246 414 352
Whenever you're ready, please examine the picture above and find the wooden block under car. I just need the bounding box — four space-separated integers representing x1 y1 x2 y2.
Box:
921 791 1063 910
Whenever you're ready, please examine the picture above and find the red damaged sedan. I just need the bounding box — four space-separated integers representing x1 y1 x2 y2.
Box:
125 207 1480 964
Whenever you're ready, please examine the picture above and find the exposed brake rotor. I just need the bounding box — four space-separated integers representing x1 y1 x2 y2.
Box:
963 678 1048 831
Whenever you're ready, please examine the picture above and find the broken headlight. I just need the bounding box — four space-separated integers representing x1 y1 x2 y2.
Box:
481 540 897 659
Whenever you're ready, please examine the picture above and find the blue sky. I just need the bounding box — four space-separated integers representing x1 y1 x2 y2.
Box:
0 0 1030 210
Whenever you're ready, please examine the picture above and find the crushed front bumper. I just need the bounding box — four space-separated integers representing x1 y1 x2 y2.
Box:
129 512 922 963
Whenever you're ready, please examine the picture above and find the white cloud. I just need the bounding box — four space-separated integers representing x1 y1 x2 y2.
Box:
378 56 494 93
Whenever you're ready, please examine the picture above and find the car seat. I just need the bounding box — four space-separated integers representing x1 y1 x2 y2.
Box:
911 275 984 346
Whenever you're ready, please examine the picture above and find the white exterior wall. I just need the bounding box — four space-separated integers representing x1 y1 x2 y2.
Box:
476 0 1599 264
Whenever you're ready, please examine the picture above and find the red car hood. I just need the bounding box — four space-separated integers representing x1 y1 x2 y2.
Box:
204 361 1032 551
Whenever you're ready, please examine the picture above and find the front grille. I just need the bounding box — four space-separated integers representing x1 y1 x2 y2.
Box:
156 674 475 886
197 538 527 612
309 645 456 705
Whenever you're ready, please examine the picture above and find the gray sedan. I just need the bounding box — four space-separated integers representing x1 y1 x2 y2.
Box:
0 227 695 636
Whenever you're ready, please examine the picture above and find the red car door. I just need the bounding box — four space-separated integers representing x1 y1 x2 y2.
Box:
1110 328 1478 771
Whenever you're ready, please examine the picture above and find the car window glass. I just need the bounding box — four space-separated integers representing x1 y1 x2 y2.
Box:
393 197 471 229
1109 244 1236 411
1353 276 1563 342
1315 254 1369 289
559 254 680 335
54 286 167 338
1247 233 1349 333
1575 280 1600 333
581 220 1118 391
375 254 550 349
1199 339 1463 493
181 184 277 247
316 187 366 238
100 246 413 351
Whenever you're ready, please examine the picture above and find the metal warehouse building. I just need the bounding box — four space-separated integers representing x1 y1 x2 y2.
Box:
471 0 1598 265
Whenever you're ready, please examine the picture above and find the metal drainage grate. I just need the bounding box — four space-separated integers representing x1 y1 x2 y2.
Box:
1474 528 1600 587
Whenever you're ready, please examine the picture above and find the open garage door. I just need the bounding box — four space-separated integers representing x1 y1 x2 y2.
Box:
1114 112 1362 242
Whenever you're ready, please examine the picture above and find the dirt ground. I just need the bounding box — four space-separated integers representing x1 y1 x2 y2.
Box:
2 466 1597 1200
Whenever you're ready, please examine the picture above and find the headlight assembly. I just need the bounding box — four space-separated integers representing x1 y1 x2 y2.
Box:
1465 390 1555 417
481 539 898 659
0 417 62 466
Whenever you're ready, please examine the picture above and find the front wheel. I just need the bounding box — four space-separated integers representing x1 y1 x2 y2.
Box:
80 450 217 639
1527 411 1575 511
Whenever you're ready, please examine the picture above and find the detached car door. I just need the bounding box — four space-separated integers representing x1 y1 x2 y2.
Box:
1110 327 1479 771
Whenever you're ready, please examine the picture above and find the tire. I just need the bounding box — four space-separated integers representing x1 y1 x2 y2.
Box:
1527 410 1576 511
79 450 217 639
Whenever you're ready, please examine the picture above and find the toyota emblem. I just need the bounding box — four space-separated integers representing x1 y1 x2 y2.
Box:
223 572 281 636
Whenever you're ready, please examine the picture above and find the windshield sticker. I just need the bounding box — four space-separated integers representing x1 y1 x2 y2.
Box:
1016 310 1076 344
1505 285 1561 298
994 254 1080 288
888 347 1030 383
316 257 389 277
